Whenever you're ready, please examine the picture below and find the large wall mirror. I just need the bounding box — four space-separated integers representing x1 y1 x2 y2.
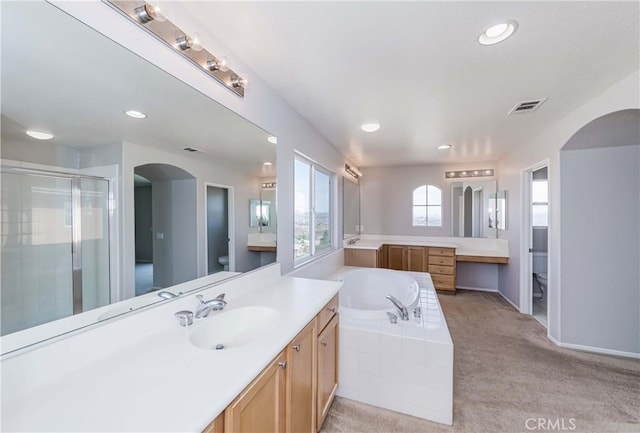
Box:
0 1 277 354
450 181 497 238
343 177 360 239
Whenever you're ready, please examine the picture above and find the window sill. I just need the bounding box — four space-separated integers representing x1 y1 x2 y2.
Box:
293 247 337 269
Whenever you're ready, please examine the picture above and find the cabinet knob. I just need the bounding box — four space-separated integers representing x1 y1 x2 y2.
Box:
292 344 301 352
328 307 336 313
278 361 287 369
321 340 327 347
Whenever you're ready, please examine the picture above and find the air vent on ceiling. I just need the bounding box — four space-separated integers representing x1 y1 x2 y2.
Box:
182 147 203 153
508 98 547 115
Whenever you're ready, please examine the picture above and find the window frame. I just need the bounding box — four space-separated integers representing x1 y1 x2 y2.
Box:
531 179 549 227
412 184 443 227
293 154 335 267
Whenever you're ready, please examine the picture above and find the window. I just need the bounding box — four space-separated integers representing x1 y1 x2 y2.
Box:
412 185 442 226
532 180 548 226
294 156 333 263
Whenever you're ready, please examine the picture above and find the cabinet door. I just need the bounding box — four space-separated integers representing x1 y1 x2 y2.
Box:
287 320 317 433
377 245 387 268
202 414 224 433
387 245 406 270
225 351 287 433
317 315 339 431
407 246 427 272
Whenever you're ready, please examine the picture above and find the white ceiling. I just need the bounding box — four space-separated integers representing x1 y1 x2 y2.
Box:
183 1 640 167
1 1 276 177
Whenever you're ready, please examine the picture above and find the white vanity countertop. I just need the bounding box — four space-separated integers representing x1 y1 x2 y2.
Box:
344 235 509 258
1 265 342 432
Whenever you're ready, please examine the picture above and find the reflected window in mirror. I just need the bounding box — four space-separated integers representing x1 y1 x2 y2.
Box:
412 185 442 227
294 155 333 264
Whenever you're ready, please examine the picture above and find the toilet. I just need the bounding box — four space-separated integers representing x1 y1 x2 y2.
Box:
218 255 229 271
535 272 548 299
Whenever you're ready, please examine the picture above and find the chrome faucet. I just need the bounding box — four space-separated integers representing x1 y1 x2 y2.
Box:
195 293 227 318
157 290 182 300
386 295 409 321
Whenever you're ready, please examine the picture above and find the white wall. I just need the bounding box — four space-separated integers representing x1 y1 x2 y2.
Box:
560 144 639 354
359 162 497 237
496 70 640 347
51 1 352 276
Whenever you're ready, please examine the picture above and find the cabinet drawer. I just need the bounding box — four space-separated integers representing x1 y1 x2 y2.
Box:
318 294 338 334
428 247 455 257
428 255 455 267
431 274 455 290
429 264 454 275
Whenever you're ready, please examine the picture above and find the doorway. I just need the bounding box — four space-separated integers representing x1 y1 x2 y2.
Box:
206 184 232 274
133 164 197 293
134 173 153 295
522 162 550 327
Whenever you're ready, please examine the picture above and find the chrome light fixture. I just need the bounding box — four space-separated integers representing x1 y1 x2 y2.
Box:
345 164 362 179
262 182 276 189
445 169 494 179
106 1 246 97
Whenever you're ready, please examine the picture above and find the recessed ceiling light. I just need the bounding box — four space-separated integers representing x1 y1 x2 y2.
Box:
26 130 54 140
125 110 147 119
437 144 451 150
267 136 278 144
479 21 518 45
263 161 273 166
361 122 381 133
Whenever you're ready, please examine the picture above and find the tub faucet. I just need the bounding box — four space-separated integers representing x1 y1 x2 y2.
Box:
386 295 409 321
195 293 227 318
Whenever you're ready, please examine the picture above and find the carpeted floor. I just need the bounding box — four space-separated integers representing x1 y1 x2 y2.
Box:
321 290 640 433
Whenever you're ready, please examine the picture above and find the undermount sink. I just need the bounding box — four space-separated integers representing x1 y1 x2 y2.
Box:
189 306 281 350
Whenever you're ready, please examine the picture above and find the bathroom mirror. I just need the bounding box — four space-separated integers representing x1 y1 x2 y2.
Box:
250 199 272 227
450 181 497 238
0 1 277 353
343 177 360 239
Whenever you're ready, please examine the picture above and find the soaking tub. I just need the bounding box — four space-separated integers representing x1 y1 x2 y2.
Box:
333 266 454 425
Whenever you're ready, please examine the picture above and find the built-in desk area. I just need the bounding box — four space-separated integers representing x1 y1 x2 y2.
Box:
344 236 509 293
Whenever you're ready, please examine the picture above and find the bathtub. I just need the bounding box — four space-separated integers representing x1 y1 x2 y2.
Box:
338 268 420 320
334 267 454 425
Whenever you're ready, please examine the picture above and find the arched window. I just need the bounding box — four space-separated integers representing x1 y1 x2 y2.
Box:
412 185 442 226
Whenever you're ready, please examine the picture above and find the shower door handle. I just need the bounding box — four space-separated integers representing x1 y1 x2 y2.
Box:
528 248 533 253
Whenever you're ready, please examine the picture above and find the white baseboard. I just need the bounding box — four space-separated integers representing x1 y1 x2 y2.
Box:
456 285 498 293
497 290 520 311
547 334 640 359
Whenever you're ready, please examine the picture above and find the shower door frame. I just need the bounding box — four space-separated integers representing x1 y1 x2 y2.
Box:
1 164 113 317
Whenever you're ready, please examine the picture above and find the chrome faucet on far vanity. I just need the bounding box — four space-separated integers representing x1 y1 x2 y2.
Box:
195 293 227 318
386 295 409 321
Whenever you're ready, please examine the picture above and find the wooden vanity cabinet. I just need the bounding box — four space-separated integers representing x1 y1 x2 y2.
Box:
286 320 317 433
224 351 287 433
214 295 339 433
428 247 456 293
386 245 406 270
317 314 338 431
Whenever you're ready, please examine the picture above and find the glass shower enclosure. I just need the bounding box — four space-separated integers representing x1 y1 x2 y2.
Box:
1 167 111 335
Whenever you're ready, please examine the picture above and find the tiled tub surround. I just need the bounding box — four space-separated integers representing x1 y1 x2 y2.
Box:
1 264 341 432
334 268 453 425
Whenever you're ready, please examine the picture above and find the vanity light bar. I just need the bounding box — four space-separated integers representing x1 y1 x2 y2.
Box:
345 164 362 179
445 169 494 179
104 1 246 98
262 182 276 189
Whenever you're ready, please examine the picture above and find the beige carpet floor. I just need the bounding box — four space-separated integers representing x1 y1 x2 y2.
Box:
321 290 640 433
